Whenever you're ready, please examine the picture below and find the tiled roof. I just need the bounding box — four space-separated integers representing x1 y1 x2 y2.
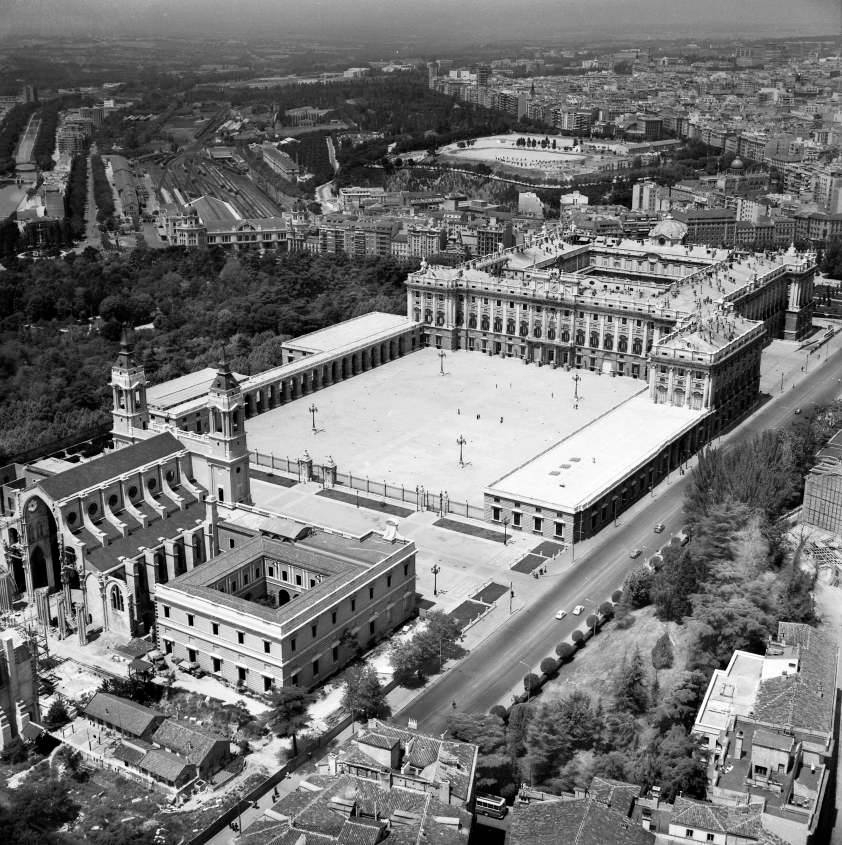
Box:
670 797 765 838
151 718 227 766
37 433 183 501
754 624 837 735
138 747 194 782
84 692 163 738
589 777 642 816
509 798 654 845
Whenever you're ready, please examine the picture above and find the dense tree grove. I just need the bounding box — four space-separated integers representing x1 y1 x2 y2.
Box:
32 101 61 170
90 153 115 224
0 101 38 174
0 248 417 462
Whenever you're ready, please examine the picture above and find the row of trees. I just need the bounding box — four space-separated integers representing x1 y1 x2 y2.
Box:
32 101 61 170
90 153 115 224
390 610 464 687
0 101 38 174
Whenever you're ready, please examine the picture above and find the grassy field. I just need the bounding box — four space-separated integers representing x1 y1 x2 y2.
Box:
541 606 693 706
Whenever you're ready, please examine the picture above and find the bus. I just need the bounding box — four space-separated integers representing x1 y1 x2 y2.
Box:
475 794 508 819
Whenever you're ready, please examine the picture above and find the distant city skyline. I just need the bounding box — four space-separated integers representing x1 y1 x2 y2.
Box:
0 0 838 43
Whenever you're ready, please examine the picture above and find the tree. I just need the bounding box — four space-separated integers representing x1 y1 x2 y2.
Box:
523 672 541 696
652 671 709 733
342 664 390 721
0 775 80 843
555 642 575 662
390 638 428 686
45 698 70 729
540 657 558 676
447 712 513 795
613 648 649 715
266 687 314 756
651 631 674 670
623 567 654 608
652 545 701 622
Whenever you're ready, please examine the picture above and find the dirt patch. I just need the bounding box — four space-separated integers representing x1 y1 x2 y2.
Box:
541 607 693 705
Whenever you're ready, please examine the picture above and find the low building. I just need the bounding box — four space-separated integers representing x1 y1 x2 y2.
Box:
150 718 231 780
84 692 163 741
692 622 838 845
154 526 416 694
241 718 478 844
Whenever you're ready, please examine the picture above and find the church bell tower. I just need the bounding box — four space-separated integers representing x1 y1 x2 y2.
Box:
206 356 251 504
111 327 149 448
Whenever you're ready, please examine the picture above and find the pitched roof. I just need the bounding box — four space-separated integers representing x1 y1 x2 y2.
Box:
670 797 765 838
151 718 227 766
509 798 654 845
138 747 195 782
37 433 183 501
754 623 837 736
84 692 163 738
589 777 642 816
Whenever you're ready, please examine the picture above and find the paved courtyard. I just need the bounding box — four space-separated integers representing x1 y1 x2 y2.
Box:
245 347 644 504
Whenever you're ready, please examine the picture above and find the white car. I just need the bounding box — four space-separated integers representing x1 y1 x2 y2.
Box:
555 609 567 620
572 605 585 616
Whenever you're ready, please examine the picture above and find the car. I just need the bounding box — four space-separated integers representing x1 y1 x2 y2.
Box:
654 523 665 534
555 609 568 620
629 548 642 559
572 605 585 616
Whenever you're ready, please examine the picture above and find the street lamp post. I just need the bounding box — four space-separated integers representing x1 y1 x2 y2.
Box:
457 434 467 467
309 403 318 432
572 373 581 409
431 564 441 596
502 517 509 545
439 350 447 375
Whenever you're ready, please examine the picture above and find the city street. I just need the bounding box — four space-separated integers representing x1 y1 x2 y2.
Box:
396 340 842 735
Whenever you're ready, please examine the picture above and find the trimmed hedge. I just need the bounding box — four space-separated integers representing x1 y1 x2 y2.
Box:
540 657 558 676
555 642 575 661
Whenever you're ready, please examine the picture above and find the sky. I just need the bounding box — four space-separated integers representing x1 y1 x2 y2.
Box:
0 0 838 43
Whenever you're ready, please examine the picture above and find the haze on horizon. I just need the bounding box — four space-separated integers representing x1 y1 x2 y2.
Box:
0 0 837 44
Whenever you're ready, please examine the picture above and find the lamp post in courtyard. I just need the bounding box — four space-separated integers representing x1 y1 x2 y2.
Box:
502 517 509 546
309 403 318 433
457 434 467 467
572 373 581 409
431 564 441 596
438 349 447 375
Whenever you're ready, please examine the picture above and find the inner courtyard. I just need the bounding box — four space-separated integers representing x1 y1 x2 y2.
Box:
244 347 644 504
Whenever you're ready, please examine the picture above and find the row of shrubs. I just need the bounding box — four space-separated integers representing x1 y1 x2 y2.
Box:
506 590 623 709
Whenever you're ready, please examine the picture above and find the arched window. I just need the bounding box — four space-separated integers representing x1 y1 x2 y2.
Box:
468 313 477 328
436 311 445 327
413 308 421 321
493 317 503 332
533 325 542 338
618 335 628 352
110 587 124 612
672 388 685 407
424 309 433 323
507 319 516 335
589 332 599 347
456 311 464 326
481 315 490 331
575 330 585 345
561 329 570 343
547 326 556 340
691 391 704 411
632 338 643 355
655 385 667 404
520 321 529 337
603 334 613 351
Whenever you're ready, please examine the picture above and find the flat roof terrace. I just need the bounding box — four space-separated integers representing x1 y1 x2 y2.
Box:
486 392 709 512
282 312 413 355
245 348 643 504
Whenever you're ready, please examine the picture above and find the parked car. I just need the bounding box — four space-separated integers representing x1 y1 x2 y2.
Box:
629 548 642 559
654 523 665 534
178 660 205 678
555 609 568 620
572 605 585 616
